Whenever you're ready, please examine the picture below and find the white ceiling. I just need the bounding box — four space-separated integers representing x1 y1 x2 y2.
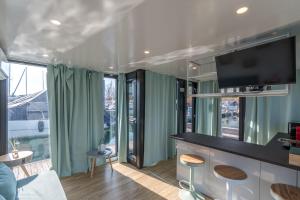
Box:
1 0 300 78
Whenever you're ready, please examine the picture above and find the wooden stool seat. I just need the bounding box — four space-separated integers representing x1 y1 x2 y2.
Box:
214 165 247 181
180 154 205 167
271 183 300 200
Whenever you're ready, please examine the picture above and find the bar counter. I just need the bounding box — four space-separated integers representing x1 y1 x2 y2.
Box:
170 132 298 170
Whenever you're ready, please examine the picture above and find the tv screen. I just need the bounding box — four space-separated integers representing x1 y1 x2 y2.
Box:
216 37 296 89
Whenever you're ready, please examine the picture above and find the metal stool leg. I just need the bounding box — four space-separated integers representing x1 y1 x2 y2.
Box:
189 167 194 191
226 181 233 200
179 166 206 200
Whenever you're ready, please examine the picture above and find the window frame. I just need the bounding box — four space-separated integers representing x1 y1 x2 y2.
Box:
1 60 47 156
220 97 246 141
104 74 118 157
0 78 8 155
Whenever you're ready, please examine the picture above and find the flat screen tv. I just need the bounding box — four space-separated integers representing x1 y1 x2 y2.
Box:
216 37 296 89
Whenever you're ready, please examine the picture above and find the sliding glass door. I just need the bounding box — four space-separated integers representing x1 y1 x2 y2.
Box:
127 79 137 162
126 70 145 168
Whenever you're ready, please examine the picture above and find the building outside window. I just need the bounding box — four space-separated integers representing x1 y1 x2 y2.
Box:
221 97 240 139
104 76 117 156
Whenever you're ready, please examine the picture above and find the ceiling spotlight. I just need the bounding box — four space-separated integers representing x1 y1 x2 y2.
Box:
144 50 150 54
236 7 248 15
50 19 61 26
43 54 49 58
192 66 197 70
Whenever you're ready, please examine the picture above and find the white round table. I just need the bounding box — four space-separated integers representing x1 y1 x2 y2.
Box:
0 151 33 177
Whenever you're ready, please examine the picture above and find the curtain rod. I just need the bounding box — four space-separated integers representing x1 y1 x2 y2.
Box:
7 58 48 68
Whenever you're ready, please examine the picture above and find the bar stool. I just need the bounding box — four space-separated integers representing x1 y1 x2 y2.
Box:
270 183 300 200
179 154 206 200
213 165 247 200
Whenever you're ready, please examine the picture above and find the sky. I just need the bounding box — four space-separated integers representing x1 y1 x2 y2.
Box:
1 62 47 96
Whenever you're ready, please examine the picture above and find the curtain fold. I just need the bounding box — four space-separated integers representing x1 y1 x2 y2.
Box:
144 71 177 167
117 74 128 163
195 80 220 136
244 70 300 145
47 64 104 177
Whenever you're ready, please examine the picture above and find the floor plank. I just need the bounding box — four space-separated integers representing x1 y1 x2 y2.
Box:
60 159 180 200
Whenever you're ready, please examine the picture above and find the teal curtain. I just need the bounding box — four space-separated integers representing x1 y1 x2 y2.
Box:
144 71 177 166
195 80 220 136
47 64 104 177
117 74 127 163
244 70 300 145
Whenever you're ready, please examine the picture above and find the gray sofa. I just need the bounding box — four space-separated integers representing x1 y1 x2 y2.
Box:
0 163 67 200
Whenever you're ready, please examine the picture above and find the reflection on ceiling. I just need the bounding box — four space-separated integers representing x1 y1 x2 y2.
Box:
1 0 300 78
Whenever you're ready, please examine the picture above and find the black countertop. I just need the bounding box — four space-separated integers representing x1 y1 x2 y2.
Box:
170 132 300 170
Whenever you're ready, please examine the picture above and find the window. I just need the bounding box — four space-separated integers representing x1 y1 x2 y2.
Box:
1 62 49 162
221 97 240 139
104 76 117 156
185 82 197 132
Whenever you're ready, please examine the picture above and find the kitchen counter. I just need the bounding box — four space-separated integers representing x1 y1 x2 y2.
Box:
170 132 299 170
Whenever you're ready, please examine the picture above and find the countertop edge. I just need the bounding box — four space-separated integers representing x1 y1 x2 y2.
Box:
170 133 299 171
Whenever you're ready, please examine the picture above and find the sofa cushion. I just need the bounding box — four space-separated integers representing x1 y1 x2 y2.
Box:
17 170 67 200
0 163 17 200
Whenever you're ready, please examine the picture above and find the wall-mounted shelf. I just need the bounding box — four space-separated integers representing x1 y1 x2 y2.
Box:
189 85 289 98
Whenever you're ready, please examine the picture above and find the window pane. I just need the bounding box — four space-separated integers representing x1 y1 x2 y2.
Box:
127 80 137 157
104 77 117 156
221 97 239 139
4 63 49 162
185 86 193 132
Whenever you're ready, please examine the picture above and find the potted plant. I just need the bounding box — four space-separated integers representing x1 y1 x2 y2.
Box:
9 138 19 159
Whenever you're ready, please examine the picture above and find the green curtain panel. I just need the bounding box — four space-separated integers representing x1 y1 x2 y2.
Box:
144 71 177 166
47 64 104 177
244 70 300 145
117 74 128 163
195 80 220 136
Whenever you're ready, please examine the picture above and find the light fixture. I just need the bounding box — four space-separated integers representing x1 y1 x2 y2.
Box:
236 7 248 15
50 19 61 26
144 50 150 54
109 66 114 69
192 66 197 70
43 54 49 58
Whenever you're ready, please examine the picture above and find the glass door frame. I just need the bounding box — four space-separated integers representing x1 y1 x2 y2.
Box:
126 77 137 162
126 70 145 169
0 78 7 155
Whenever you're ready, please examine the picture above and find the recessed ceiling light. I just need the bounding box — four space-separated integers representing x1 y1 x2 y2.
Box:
144 50 150 54
236 7 248 15
42 54 49 58
192 66 197 70
50 19 61 26
109 66 114 69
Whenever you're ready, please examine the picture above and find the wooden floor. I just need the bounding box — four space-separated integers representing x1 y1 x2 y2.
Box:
12 159 52 180
61 159 180 200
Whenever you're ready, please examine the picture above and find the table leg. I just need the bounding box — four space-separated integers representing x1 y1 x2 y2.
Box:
90 158 96 178
20 165 30 177
108 156 113 171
